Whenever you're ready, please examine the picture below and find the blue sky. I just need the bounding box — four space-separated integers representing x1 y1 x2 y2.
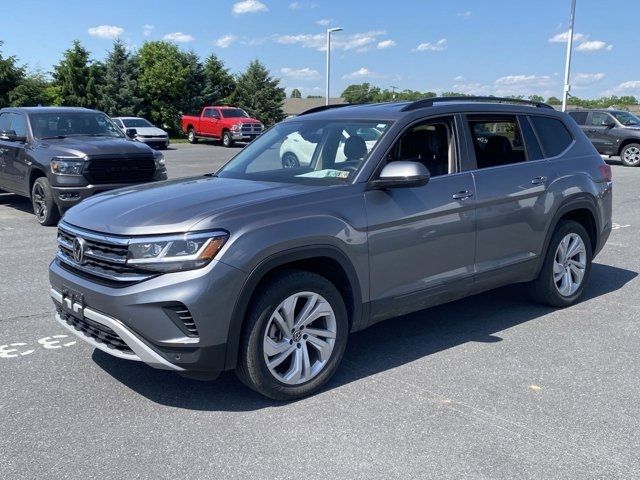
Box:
4 0 638 99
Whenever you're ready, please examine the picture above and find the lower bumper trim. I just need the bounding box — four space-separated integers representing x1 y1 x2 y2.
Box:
50 288 184 371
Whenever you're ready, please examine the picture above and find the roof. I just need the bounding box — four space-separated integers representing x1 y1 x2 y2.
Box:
1 106 93 114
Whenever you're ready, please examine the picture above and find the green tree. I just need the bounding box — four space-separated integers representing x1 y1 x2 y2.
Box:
52 40 103 108
202 53 235 106
290 88 302 98
137 41 190 129
0 41 25 108
180 50 205 114
528 94 545 103
546 96 562 105
231 60 285 125
8 72 54 106
307 95 322 99
100 39 142 116
341 83 379 104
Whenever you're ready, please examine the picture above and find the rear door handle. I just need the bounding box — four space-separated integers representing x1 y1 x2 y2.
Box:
0 148 8 154
531 176 547 185
452 190 474 200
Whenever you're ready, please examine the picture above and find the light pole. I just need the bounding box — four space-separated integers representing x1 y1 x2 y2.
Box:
562 0 577 112
326 27 343 106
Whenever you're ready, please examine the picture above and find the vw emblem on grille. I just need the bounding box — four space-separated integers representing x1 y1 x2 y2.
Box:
73 237 87 264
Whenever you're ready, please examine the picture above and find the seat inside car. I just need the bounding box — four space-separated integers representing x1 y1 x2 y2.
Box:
343 135 368 161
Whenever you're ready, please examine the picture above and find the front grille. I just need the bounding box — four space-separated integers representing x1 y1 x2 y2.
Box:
84 156 156 184
57 224 153 285
240 123 263 134
165 304 199 337
58 308 133 354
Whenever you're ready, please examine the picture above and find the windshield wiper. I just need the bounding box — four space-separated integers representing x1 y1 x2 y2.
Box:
40 135 67 139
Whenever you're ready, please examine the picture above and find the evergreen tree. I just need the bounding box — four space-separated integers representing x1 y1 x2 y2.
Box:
0 41 25 108
231 60 285 125
8 72 53 106
100 39 142 116
290 88 302 99
51 40 103 108
201 53 235 106
180 50 205 114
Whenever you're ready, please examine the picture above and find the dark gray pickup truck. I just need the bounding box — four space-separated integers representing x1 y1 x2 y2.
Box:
0 106 167 225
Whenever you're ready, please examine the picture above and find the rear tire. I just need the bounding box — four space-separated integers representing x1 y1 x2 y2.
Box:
187 128 198 144
281 152 300 168
31 177 60 227
530 220 592 307
222 131 234 148
620 143 640 167
236 270 349 401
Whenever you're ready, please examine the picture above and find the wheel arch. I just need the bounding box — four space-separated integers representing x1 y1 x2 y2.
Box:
28 167 47 197
223 245 364 370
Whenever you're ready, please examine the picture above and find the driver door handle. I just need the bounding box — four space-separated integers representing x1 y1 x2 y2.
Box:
452 190 474 200
0 148 8 154
531 176 547 185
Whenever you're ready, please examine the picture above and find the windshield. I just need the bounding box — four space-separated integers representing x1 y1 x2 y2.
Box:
611 111 640 126
217 119 392 185
221 108 250 118
31 112 124 139
122 118 154 128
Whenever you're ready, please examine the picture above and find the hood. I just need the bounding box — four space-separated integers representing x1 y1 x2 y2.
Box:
62 176 322 235
36 136 153 158
133 127 167 137
228 117 261 124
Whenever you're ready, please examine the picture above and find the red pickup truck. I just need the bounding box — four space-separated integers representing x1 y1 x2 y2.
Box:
181 106 264 147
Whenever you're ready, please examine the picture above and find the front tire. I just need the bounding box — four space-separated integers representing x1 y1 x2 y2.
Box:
236 270 349 400
281 152 300 169
530 220 592 307
222 131 234 148
187 128 198 144
31 177 60 226
620 143 640 167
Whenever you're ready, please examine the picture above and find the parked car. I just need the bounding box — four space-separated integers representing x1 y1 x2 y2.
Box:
50 97 612 400
181 106 263 147
112 117 170 150
567 108 640 166
0 107 167 226
279 126 383 168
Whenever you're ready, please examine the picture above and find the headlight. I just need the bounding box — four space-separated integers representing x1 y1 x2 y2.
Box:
50 158 84 175
153 151 165 167
127 231 228 272
231 124 242 132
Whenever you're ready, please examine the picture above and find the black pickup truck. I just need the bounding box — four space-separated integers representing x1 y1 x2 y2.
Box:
0 107 168 225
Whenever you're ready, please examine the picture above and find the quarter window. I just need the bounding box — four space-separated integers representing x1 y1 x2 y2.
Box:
519 116 544 161
467 116 526 169
10 114 27 137
529 116 573 158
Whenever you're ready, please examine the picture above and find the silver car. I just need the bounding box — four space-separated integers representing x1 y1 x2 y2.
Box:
112 117 170 150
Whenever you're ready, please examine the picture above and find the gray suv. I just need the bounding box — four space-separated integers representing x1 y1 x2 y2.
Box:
49 97 613 400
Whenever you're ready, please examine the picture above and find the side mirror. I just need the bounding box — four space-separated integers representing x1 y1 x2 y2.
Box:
0 129 26 142
605 121 616 129
369 161 430 189
125 128 138 139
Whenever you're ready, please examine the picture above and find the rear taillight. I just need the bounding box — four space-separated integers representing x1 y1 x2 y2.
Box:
598 164 612 182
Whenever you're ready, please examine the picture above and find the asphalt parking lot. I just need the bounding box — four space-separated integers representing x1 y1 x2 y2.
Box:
1 144 639 479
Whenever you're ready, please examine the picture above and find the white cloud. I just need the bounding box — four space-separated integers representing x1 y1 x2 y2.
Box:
576 40 613 52
233 0 268 14
215 35 238 48
377 39 396 49
548 31 587 43
452 74 558 97
457 11 472 19
143 24 154 37
163 32 194 43
273 30 385 52
572 73 605 85
289 1 301 9
413 38 447 52
603 80 640 96
343 67 377 79
280 67 320 79
454 75 465 81
316 18 333 26
88 25 123 39
495 74 552 86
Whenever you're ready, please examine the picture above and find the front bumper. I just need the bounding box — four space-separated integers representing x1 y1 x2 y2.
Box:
231 132 261 141
49 256 247 372
137 137 170 149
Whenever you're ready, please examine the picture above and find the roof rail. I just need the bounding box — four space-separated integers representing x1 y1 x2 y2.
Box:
299 103 351 116
401 96 554 112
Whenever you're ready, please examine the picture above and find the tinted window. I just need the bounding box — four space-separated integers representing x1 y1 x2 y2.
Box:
530 116 573 157
468 116 526 169
122 118 153 128
519 116 544 161
568 111 588 125
589 112 612 127
0 113 11 131
30 112 123 139
203 109 213 118
221 108 249 118
10 114 27 137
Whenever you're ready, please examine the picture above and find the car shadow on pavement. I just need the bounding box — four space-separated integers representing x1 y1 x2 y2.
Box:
92 262 637 411
0 192 33 214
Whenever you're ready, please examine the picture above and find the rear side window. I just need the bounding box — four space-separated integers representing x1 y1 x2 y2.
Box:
467 116 526 169
529 116 573 158
0 113 11 131
518 116 544 161
568 111 588 125
10 114 27 137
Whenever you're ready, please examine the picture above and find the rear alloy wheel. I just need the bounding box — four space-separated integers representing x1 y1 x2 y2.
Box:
31 177 60 226
281 152 300 169
530 220 592 307
620 143 640 167
236 270 348 400
187 128 198 144
222 131 234 148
